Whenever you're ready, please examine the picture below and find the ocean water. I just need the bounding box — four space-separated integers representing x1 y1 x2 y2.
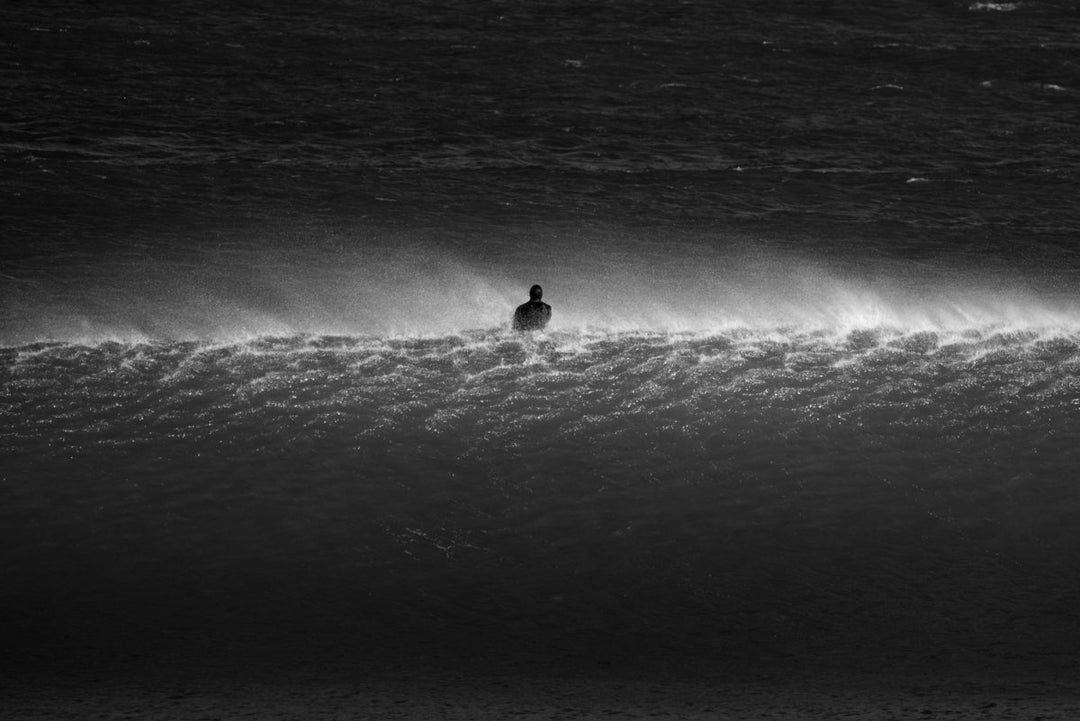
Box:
3 0 1080 690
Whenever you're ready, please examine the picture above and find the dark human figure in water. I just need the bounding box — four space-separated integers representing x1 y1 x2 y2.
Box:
513 284 552 331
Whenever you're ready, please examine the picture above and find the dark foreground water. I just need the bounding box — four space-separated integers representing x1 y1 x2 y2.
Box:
3 0 1080 701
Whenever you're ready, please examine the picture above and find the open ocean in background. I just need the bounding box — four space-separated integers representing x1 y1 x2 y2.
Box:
3 0 1080 708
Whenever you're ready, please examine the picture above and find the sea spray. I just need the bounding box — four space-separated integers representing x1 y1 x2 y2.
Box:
5 229 1080 344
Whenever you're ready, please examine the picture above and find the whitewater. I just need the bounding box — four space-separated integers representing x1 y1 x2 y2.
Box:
5 232 1079 516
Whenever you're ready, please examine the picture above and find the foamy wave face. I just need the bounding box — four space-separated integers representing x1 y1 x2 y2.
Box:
7 325 1079 370
5 327 1079 455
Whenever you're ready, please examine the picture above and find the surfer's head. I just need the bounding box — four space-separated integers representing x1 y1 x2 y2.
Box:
529 284 543 301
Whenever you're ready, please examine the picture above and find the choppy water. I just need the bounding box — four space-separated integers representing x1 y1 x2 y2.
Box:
3 0 1080 685
4 0 1080 239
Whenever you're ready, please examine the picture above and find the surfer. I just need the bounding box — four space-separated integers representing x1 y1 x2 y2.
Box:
512 284 552 331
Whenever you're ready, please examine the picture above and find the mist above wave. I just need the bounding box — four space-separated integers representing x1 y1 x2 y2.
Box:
4 227 1080 345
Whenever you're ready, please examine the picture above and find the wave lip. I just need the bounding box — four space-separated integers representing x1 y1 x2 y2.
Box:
7 291 1080 347
5 232 1080 345
5 324 1079 378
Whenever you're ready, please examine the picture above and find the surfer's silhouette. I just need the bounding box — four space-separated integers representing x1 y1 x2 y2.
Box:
512 284 551 331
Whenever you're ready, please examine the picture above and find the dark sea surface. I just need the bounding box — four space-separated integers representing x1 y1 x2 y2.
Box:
3 0 1080 701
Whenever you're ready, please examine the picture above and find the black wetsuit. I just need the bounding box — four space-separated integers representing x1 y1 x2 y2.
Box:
512 300 551 331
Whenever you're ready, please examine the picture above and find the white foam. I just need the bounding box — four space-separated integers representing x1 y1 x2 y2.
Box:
968 2 1019 11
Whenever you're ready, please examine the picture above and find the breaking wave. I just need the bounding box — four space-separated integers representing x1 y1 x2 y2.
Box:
5 326 1079 466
